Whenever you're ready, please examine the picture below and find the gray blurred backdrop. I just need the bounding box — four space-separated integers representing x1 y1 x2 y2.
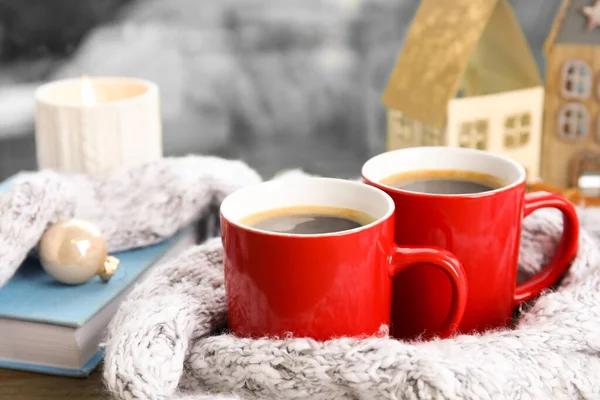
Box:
0 0 561 181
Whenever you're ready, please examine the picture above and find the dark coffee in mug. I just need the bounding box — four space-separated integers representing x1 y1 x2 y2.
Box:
240 205 375 234
381 169 507 195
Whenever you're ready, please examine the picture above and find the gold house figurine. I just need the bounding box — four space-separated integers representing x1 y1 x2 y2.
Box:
382 0 545 181
542 0 600 193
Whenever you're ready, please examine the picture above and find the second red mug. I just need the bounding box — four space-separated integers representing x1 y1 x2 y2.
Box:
362 146 579 338
220 177 468 340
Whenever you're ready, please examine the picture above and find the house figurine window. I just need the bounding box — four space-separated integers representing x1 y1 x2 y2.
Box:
558 102 589 141
390 112 415 147
458 119 488 150
422 124 444 146
561 60 591 99
504 112 531 149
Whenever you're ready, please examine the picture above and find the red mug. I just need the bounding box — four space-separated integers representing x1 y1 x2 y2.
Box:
220 177 468 340
362 146 579 338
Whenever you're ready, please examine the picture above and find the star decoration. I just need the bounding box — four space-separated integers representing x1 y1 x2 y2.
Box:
582 0 600 31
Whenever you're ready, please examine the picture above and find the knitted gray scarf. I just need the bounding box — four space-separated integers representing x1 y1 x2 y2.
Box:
1 157 599 399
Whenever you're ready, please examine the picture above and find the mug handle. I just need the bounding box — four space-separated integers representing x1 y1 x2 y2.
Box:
513 191 579 306
389 246 468 338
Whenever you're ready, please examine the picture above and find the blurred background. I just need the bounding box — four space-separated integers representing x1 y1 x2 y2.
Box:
0 0 561 181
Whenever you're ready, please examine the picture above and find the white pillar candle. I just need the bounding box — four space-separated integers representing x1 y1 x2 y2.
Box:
35 76 162 174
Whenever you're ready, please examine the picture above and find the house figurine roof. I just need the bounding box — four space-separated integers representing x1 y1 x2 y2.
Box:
545 0 600 54
382 0 542 130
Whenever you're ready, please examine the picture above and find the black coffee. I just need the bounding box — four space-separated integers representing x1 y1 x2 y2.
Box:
240 205 374 235
381 169 505 195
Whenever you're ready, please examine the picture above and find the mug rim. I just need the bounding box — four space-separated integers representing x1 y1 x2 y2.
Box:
361 146 527 199
220 177 395 238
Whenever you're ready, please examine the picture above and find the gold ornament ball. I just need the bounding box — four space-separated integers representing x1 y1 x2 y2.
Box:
39 219 119 285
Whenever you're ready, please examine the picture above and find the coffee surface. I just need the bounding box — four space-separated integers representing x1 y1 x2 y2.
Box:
381 169 506 195
240 205 375 234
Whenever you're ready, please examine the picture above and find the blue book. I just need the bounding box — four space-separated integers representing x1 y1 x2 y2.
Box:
0 175 202 377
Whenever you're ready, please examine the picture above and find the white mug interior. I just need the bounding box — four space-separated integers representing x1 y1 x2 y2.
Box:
361 146 526 195
220 177 394 236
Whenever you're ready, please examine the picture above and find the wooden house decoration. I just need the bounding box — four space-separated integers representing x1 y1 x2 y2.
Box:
542 0 600 189
382 0 545 181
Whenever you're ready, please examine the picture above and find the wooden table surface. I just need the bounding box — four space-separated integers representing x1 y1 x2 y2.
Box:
0 367 107 399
